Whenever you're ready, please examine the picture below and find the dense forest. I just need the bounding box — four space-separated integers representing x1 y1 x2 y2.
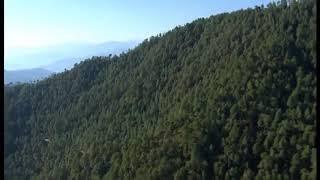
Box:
4 0 316 179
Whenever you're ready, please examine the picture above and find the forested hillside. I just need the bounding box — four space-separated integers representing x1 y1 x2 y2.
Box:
4 1 316 179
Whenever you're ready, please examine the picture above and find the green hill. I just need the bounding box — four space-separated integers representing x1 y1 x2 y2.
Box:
4 1 316 179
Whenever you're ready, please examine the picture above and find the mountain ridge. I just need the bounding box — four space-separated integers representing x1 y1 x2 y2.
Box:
5 40 140 71
4 68 53 84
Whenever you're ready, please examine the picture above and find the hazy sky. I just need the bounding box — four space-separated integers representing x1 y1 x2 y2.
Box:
5 0 271 49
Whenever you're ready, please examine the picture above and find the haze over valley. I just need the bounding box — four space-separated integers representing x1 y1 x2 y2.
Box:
4 40 140 83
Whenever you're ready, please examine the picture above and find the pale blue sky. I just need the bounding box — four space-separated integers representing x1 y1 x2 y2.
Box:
5 0 271 49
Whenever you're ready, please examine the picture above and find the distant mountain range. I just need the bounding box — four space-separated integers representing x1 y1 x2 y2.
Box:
4 40 140 83
5 40 140 72
4 68 53 84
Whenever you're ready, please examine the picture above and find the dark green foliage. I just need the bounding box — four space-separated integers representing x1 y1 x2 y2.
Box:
4 0 316 179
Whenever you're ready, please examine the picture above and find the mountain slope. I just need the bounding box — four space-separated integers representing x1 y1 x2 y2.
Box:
4 68 53 84
4 1 316 180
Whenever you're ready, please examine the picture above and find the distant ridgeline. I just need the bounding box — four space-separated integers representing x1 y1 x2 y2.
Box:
4 0 316 179
4 68 54 85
